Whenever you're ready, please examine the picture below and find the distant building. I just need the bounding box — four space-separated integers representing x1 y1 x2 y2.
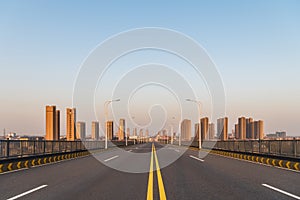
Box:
200 117 209 141
246 118 253 139
235 124 239 139
76 122 86 140
133 128 137 137
45 105 60 140
254 120 264 139
145 129 149 137
139 129 143 137
181 119 191 141
238 117 246 140
217 117 228 141
91 121 99 140
118 119 125 141
208 123 215 140
66 108 76 141
106 121 114 140
276 131 287 138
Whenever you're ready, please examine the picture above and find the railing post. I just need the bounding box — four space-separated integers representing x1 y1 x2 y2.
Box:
293 138 297 157
279 140 282 155
6 139 10 158
51 141 54 153
20 141 23 157
33 141 36 155
268 140 271 154
43 140 46 154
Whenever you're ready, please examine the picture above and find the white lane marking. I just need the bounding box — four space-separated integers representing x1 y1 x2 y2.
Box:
189 155 204 162
128 150 132 152
174 149 180 152
262 184 300 199
7 185 48 200
104 155 119 162
0 168 28 175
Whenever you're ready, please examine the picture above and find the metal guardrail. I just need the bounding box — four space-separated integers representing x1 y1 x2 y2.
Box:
171 139 300 158
0 140 135 159
202 140 300 158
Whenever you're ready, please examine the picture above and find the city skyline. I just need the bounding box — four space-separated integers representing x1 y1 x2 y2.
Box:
1 1 300 136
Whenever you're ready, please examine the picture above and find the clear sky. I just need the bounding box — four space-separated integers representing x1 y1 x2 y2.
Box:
0 0 300 136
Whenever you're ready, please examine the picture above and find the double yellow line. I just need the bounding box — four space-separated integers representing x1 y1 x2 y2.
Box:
147 143 167 200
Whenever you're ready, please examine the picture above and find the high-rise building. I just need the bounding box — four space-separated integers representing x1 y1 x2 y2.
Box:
45 105 60 140
133 128 137 137
235 124 239 139
106 121 114 140
55 110 60 140
238 117 246 140
139 129 143 137
91 121 99 140
276 131 286 138
254 120 264 139
118 119 125 141
181 119 191 141
145 129 149 137
66 108 76 141
194 123 200 141
246 118 253 139
76 122 86 140
208 123 215 140
217 117 228 141
200 117 209 141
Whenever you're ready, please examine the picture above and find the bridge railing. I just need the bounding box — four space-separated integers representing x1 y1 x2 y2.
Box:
200 140 300 158
170 139 300 158
0 140 135 159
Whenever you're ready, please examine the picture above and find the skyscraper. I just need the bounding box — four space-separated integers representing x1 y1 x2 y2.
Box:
235 124 239 139
254 120 264 139
181 119 191 141
133 128 137 137
91 121 99 140
66 108 76 141
76 122 86 140
217 117 228 141
106 121 114 140
55 110 60 140
45 105 60 140
238 117 246 140
118 119 125 141
208 123 215 140
246 118 253 139
200 117 209 141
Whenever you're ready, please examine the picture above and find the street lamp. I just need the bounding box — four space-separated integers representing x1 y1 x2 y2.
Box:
104 99 120 149
186 99 202 149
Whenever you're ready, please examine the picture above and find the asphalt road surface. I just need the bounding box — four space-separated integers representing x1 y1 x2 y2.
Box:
0 142 299 200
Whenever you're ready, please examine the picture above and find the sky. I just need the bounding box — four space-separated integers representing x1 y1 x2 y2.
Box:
0 0 300 136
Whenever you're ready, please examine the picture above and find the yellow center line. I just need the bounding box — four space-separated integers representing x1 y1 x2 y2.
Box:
153 144 167 200
146 143 154 200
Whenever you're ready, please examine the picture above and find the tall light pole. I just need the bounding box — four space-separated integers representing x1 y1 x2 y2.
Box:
104 99 120 149
170 116 175 145
186 99 202 149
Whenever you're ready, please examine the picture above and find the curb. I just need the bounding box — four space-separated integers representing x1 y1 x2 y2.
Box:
0 151 90 174
209 150 300 171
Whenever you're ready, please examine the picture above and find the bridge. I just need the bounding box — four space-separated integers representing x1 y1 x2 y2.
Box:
0 141 299 200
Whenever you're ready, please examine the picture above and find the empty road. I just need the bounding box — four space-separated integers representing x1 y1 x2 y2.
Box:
0 142 299 200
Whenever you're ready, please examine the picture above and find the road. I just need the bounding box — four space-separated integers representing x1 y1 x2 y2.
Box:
0 142 299 200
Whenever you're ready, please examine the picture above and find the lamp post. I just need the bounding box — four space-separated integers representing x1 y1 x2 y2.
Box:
104 99 120 149
186 99 202 149
170 117 175 145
